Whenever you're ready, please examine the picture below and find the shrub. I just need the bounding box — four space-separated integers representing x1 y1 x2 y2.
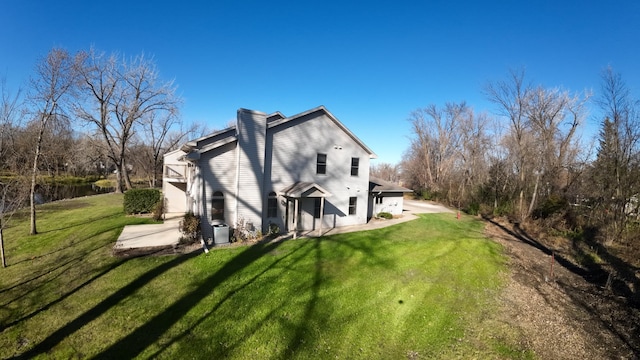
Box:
533 195 568 219
419 189 432 200
232 217 262 243
466 203 480 216
377 212 393 219
267 222 280 237
123 188 162 214
179 212 201 243
493 202 513 217
152 199 164 221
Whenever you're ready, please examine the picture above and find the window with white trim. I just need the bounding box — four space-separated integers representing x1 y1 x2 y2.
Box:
351 157 359 176
212 191 225 221
267 192 278 218
317 153 327 174
348 196 357 215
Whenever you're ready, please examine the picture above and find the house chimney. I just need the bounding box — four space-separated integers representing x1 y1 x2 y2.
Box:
234 109 267 229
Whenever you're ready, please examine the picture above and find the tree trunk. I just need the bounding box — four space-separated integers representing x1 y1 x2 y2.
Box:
1 220 6 268
30 125 45 235
114 165 124 193
122 159 133 190
30 174 37 235
527 171 541 218
518 164 526 221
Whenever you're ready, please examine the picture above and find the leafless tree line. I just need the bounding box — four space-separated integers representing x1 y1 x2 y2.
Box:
0 47 202 242
401 68 640 244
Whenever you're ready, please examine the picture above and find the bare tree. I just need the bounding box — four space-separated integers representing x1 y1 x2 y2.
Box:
76 49 179 192
370 162 400 183
130 111 200 188
65 133 112 177
26 48 76 235
484 69 591 220
455 111 491 207
484 68 533 220
523 86 590 216
0 77 25 267
1 78 22 172
404 102 475 203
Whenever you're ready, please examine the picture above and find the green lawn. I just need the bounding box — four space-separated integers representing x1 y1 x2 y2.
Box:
0 194 527 359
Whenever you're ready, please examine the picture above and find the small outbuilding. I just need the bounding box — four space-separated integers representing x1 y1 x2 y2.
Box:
368 177 413 218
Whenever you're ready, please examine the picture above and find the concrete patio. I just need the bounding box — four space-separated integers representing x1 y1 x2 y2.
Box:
114 215 183 251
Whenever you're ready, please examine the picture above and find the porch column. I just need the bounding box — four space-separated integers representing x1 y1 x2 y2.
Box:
293 198 299 239
319 197 325 236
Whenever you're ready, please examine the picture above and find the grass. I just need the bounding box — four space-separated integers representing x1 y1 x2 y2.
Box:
0 194 526 359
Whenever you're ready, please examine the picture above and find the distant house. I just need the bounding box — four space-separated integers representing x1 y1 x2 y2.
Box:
163 106 410 240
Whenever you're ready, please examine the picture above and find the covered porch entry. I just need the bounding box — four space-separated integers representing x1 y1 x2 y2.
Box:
279 182 332 238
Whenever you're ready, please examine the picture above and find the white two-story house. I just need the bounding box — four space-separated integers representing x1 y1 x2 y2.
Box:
163 106 382 240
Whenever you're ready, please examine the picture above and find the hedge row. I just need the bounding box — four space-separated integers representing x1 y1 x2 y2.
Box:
124 188 161 214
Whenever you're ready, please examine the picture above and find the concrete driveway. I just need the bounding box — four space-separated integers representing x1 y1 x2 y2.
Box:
402 199 454 214
321 199 454 236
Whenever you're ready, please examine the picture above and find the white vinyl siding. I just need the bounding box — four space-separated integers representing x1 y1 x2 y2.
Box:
265 112 371 229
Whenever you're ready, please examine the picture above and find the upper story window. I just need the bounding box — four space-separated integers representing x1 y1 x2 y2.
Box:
317 153 327 175
267 192 278 218
212 191 225 221
351 157 359 176
348 196 357 215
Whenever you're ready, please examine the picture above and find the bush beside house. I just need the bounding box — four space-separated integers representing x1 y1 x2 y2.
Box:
123 188 162 214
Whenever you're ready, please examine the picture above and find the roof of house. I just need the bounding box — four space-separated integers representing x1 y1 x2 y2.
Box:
267 106 377 158
279 181 332 198
178 106 377 158
369 177 413 193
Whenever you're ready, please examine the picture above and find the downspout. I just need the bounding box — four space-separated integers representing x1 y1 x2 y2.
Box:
198 166 204 217
234 119 242 227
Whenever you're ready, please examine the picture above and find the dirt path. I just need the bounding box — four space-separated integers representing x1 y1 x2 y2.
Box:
484 218 639 359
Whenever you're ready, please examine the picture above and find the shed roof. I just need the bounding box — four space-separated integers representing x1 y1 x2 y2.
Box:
369 177 413 193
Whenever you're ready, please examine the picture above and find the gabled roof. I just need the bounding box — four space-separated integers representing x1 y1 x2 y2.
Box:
268 105 377 158
176 106 377 159
279 181 332 198
369 177 413 193
267 111 286 122
181 126 236 153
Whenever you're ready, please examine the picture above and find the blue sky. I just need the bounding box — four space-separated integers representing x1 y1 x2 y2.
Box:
2 1 639 164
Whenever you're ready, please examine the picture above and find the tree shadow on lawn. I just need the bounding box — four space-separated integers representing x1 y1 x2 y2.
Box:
13 227 396 359
10 251 199 360
1 221 134 302
91 238 293 359
142 234 395 359
8 212 145 267
0 246 125 332
144 237 319 358
102 229 395 359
